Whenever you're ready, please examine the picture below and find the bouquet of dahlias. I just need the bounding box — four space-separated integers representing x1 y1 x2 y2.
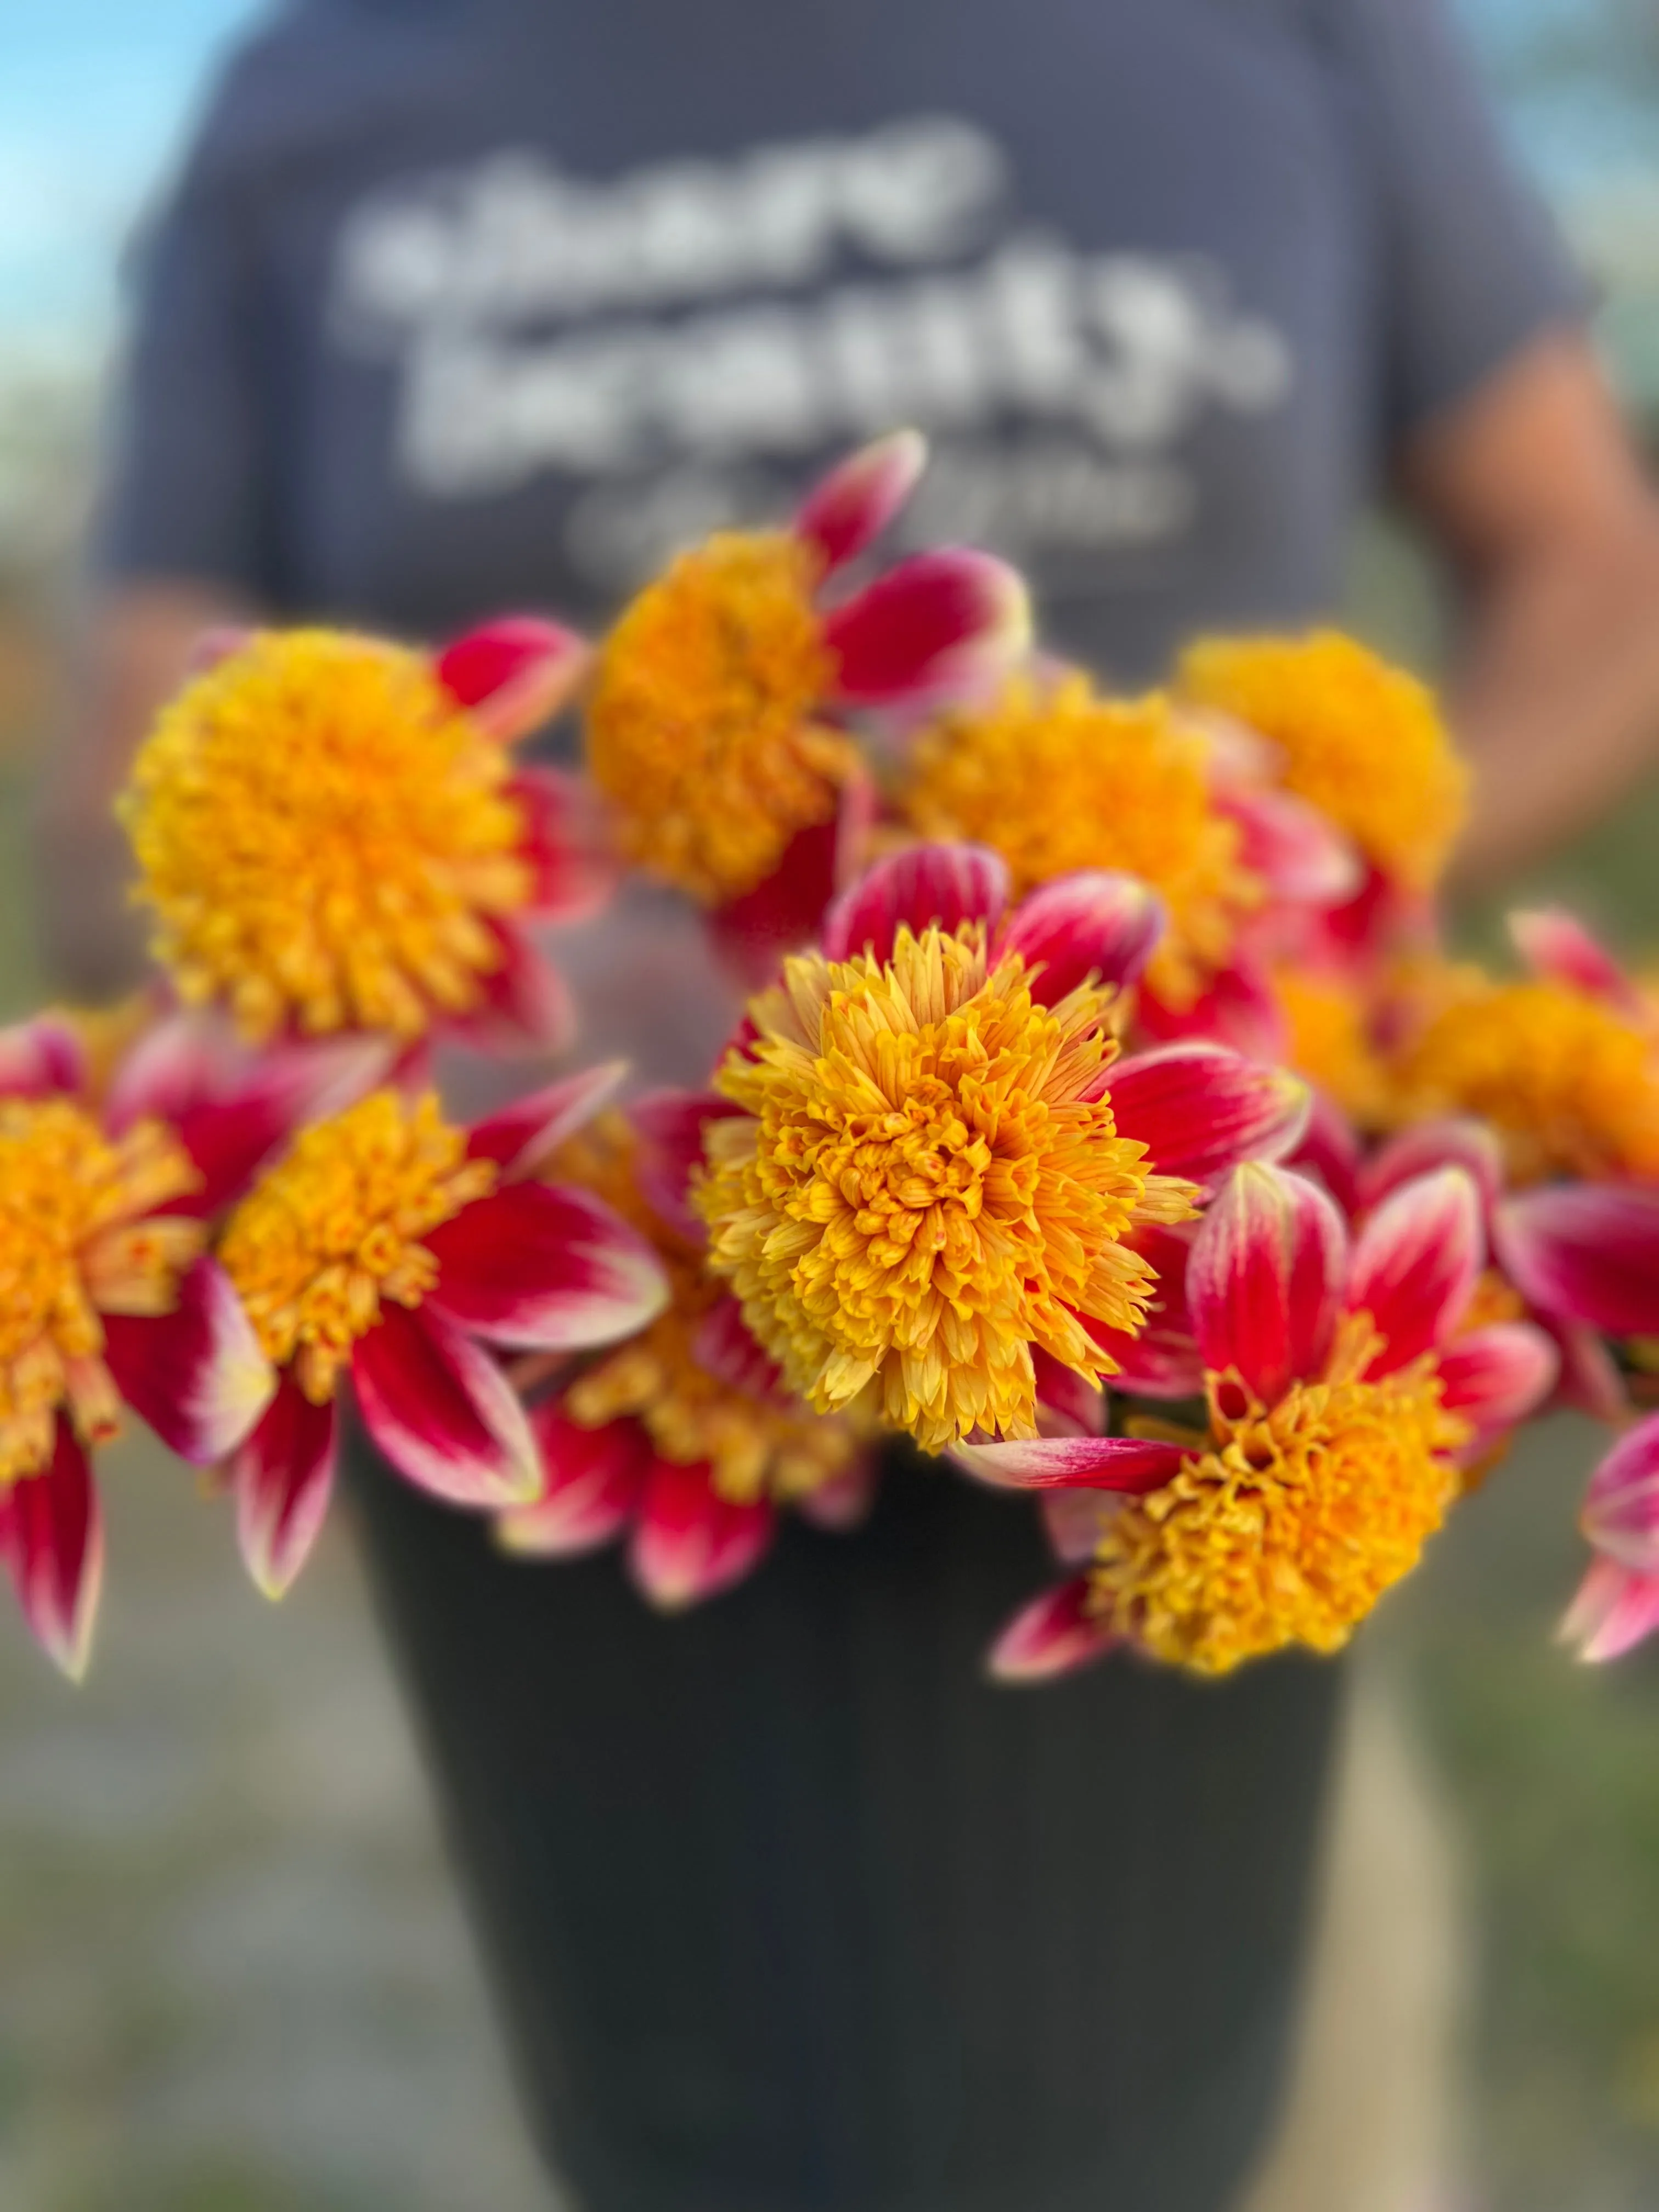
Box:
5 433 1655 1689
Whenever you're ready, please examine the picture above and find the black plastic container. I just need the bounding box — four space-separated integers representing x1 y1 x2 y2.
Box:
351 1439 1341 2212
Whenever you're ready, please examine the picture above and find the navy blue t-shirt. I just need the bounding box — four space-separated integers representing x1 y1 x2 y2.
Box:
100 0 1583 680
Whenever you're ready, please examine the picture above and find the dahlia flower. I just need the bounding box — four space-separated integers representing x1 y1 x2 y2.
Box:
215 1068 667 1599
0 1007 371 1675
695 845 1310 1454
120 617 604 1047
987 1159 1558 1680
584 435 1029 926
498 1099 871 1610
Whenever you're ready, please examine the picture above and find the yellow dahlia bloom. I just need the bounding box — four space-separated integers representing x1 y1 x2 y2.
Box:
1177 630 1468 894
898 670 1259 1008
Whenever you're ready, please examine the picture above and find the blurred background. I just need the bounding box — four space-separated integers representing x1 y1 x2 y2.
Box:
2 4 1659 2209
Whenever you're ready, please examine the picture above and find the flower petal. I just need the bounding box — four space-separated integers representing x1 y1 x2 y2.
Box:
693 1295 786 1401
628 1458 774 1610
435 617 591 740
0 1013 87 1102
101 1257 275 1464
426 1182 667 1353
1550 1318 1632 1424
795 1457 878 1532
1216 787 1360 906
164 1037 392 1214
1347 1167 1483 1373
951 1433 1187 1492
350 1303 541 1508
1084 1224 1205 1401
230 1375 337 1598
822 842 1011 964
1039 1489 1125 1566
1357 1118 1504 1222
1578 1412 1659 1571
497 1405 652 1557
1510 907 1637 1009
1188 1163 1347 1406
507 765 619 921
1135 958 1289 1061
1560 1556 1659 1663
998 872 1166 1003
1031 1347 1108 1437
794 429 927 570
1286 1093 1363 1217
465 1061 628 1179
707 800 851 986
0 1421 102 1680
185 625 254 675
1105 1043 1310 1187
823 550 1030 706
1435 1323 1559 1436
987 1577 1120 1683
1497 1185 1659 1338
447 921 575 1056
629 1088 747 1242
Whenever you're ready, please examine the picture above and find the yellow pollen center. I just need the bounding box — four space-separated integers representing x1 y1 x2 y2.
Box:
899 672 1258 1009
218 1091 496 1404
696 924 1198 1453
585 532 854 903
120 630 534 1042
0 1097 203 1484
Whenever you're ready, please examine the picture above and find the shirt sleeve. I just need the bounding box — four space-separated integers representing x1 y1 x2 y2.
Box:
1316 0 1592 441
94 139 280 600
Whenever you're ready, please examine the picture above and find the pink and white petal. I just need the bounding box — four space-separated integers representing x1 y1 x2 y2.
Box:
0 1013 88 1102
185 625 255 675
445 921 575 1057
794 429 927 571
1286 1093 1363 1217
101 1257 275 1464
350 1303 541 1509
987 1578 1120 1684
1216 787 1361 906
794 1457 878 1532
168 1036 393 1213
1040 1489 1126 1566
497 1406 652 1558
822 842 1011 964
1496 1185 1659 1338
1032 1347 1108 1437
628 1458 775 1610
0 1421 103 1680
507 766 619 921
823 550 1030 706
999 872 1166 1003
1435 1323 1559 1436
465 1060 628 1178
1358 1119 1504 1222
229 1376 338 1599
104 1009 222 1131
951 1432 1188 1493
1577 1412 1659 1571
1346 1167 1483 1374
1105 1043 1310 1186
693 1296 786 1402
1559 1556 1659 1663
1135 960 1290 1062
1189 1164 1347 1406
708 808 848 986
435 617 590 740
1510 907 1638 1009
1084 1224 1205 1401
628 1088 747 1242
426 1182 667 1352
1550 1319 1632 1424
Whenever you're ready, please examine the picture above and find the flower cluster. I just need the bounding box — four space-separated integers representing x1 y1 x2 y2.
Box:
4 433 1647 1690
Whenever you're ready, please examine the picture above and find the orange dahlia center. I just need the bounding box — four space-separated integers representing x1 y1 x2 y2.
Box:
0 1097 202 1483
120 630 533 1042
218 1090 495 1405
585 532 853 904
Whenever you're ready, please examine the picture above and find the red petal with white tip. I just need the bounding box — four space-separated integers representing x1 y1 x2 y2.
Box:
426 1182 667 1353
1578 1412 1659 1571
708 808 847 986
507 766 619 921
1041 1488 1125 1565
629 1089 746 1243
435 617 591 740
185 625 254 675
448 922 574 1056
999 872 1165 1003
1287 1093 1363 1217
102 1257 275 1464
1347 1167 1482 1374
693 1296 786 1401
498 1406 652 1558
1358 1119 1504 1221
465 1062 628 1179
165 1037 392 1214
1510 907 1637 1008
1435 1323 1559 1436
1085 1224 1204 1401
350 1303 541 1508
629 1458 774 1610
1216 787 1360 906
1550 1319 1632 1424
795 1457 878 1532
1105 1043 1310 1187
1560 1556 1659 1663
0 1421 103 1680
103 1010 220 1130
230 1375 337 1599
988 1577 1119 1684
1189 1164 1347 1407
1135 960 1290 1062
1032 1347 1108 1437
1496 1185 1659 1338
822 842 1011 964
952 1433 1187 1492
823 550 1030 706
795 430 927 571
0 1013 87 1101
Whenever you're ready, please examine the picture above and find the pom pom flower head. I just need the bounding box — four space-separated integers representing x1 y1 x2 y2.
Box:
988 1161 1558 1681
695 845 1311 1455
215 1068 668 1600
584 433 1030 917
120 618 605 1047
499 1098 871 1611
0 1007 377 1675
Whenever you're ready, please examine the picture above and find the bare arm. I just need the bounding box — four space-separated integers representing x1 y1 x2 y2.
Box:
1401 330 1659 893
35 580 253 1000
